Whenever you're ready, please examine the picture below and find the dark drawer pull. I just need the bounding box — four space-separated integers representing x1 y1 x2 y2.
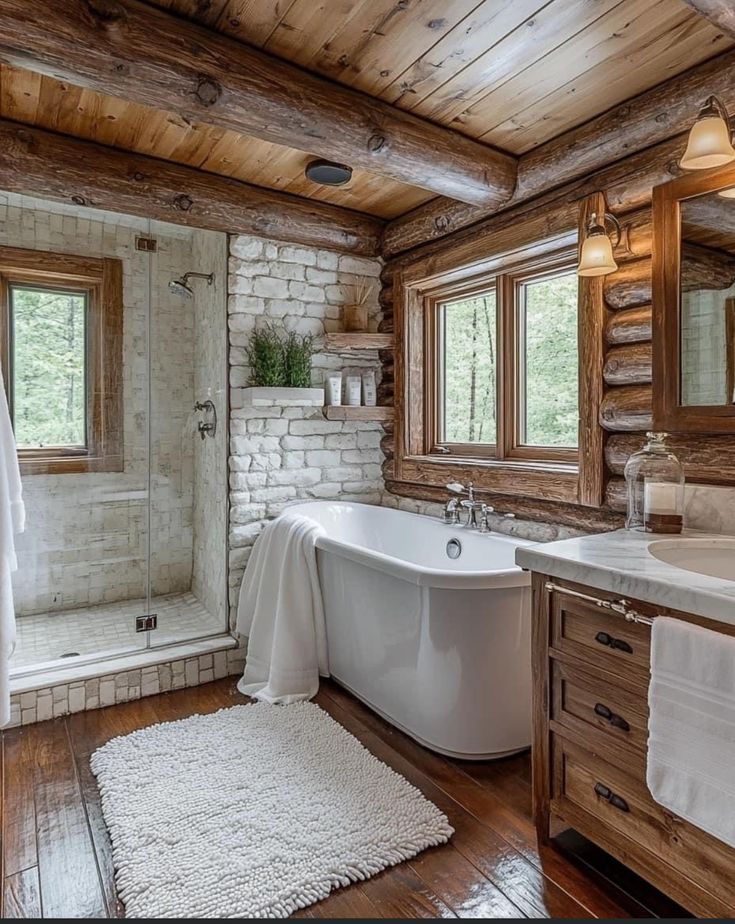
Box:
594 702 630 732
594 631 633 654
594 781 630 813
610 794 630 812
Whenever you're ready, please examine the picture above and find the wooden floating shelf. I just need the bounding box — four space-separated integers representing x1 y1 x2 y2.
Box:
324 406 394 421
324 332 394 352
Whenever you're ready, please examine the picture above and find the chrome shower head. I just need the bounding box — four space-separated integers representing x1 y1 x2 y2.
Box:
168 272 214 298
168 276 194 298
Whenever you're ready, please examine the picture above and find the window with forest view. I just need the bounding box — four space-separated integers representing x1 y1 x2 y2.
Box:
10 284 88 450
432 259 579 463
0 246 123 474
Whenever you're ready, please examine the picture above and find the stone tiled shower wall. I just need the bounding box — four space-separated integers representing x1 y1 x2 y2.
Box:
227 235 385 626
1 194 199 616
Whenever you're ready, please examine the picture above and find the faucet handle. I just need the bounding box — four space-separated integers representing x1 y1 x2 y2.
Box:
446 482 465 494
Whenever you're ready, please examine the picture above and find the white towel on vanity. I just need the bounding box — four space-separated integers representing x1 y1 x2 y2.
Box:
0 369 24 727
236 513 327 705
647 616 735 848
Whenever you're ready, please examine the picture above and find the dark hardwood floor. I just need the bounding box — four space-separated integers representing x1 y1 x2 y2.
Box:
1 678 689 919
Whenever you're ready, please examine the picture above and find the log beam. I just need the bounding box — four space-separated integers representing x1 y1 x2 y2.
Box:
0 119 384 255
0 0 517 208
383 47 735 256
606 432 735 483
603 343 652 386
605 306 652 345
599 386 653 431
682 1 735 39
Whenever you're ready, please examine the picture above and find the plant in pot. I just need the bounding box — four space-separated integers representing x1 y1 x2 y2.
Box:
244 326 318 399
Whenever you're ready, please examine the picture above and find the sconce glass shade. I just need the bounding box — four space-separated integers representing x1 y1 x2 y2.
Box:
680 114 735 170
578 229 618 277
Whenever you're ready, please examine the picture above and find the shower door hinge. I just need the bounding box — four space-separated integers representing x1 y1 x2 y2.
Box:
136 613 158 632
135 236 158 252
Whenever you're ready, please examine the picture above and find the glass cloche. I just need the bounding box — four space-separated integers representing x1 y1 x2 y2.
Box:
623 432 684 533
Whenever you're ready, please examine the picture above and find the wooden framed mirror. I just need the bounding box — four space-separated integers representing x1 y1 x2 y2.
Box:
653 163 735 432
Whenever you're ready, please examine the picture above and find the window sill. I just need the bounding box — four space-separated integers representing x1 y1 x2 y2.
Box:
397 455 579 503
19 453 123 476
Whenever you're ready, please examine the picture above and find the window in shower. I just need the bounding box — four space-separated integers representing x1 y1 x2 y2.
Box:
0 247 123 474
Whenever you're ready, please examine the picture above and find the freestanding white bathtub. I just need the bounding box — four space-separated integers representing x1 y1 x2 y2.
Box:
288 501 535 760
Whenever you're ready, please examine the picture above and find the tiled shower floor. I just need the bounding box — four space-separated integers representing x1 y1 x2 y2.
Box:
11 591 225 670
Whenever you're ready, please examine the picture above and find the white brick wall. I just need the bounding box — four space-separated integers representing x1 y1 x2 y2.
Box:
227 235 385 627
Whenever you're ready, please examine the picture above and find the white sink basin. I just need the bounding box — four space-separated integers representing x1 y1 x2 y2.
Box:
648 538 735 582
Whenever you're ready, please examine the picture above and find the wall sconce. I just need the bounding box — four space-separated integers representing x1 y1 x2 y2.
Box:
680 96 735 171
577 211 621 277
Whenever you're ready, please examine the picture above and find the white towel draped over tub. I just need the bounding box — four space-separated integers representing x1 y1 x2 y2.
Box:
0 370 24 727
647 615 735 848
236 513 327 704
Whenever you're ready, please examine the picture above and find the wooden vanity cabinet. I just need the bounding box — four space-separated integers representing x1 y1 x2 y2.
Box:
531 573 735 918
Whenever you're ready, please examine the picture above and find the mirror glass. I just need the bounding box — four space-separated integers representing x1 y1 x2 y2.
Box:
680 188 735 406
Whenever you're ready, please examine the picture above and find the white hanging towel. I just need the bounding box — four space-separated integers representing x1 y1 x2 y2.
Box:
236 512 327 705
647 615 735 848
0 371 24 727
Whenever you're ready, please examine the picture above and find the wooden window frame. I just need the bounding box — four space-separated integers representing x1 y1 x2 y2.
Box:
0 246 123 475
393 200 605 506
428 254 579 466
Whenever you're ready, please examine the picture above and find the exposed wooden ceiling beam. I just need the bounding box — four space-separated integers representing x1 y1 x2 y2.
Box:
0 120 383 256
681 1 735 39
383 47 735 257
0 0 517 209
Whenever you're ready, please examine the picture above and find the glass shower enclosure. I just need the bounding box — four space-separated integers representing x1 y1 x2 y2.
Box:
0 191 229 676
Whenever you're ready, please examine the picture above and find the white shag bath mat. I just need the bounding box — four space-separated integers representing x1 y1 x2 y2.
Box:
91 702 453 918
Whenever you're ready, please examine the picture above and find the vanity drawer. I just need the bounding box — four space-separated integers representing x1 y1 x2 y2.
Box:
550 589 651 687
552 736 735 913
551 660 648 768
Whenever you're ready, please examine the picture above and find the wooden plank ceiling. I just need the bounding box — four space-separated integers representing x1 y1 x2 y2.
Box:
0 0 731 219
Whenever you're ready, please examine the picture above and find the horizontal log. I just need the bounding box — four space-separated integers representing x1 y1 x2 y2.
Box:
605 478 628 513
0 0 517 207
605 306 652 345
615 211 652 261
384 135 683 268
381 39 735 256
380 433 395 457
603 343 652 386
682 241 735 291
378 316 394 334
0 120 382 255
604 260 652 310
599 385 653 431
384 480 624 533
606 433 735 484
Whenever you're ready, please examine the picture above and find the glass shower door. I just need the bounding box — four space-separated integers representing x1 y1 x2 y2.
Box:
145 222 228 650
4 194 153 673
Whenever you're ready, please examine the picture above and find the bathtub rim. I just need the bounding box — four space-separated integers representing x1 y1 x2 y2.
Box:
289 500 533 590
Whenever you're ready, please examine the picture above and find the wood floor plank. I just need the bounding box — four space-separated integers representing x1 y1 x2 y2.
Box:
408 843 524 918
67 699 161 918
360 863 457 918
319 681 644 919
30 719 107 919
3 728 38 877
1 678 683 919
314 689 591 919
3 867 41 918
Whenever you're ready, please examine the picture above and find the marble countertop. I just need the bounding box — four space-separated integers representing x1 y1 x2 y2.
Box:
515 528 735 626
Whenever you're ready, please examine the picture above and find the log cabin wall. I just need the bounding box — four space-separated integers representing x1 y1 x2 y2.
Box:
379 142 735 534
